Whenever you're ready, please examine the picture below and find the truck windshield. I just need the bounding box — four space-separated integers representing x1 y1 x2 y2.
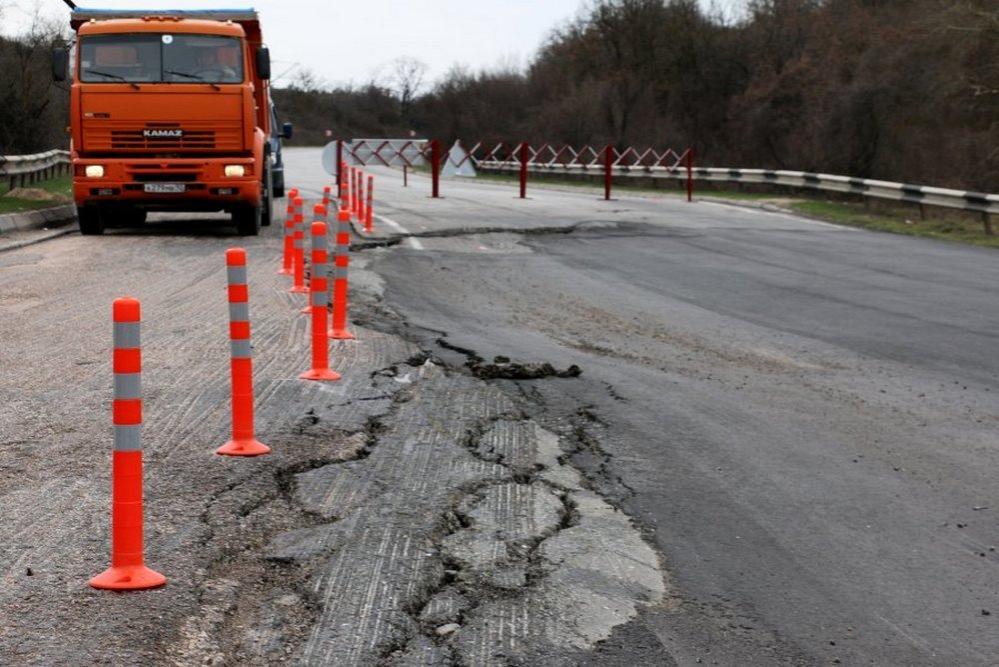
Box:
79 34 244 84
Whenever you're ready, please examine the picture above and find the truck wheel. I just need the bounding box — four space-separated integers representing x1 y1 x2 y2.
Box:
233 204 261 236
261 163 273 227
78 206 105 235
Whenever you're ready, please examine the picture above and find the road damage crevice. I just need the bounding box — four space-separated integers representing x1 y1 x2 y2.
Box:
435 336 583 381
168 368 426 665
327 265 668 666
352 223 600 254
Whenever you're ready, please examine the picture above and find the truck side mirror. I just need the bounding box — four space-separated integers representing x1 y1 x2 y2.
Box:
256 46 271 80
52 48 69 82
281 122 293 140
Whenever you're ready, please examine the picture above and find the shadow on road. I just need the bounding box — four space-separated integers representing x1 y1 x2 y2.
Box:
102 213 259 238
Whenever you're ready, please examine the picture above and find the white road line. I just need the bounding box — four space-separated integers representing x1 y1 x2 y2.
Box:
374 213 424 250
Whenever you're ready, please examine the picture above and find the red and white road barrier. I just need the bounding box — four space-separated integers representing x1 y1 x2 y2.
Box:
90 297 166 591
290 196 307 294
217 248 270 457
334 138 694 201
300 211 341 382
329 207 354 340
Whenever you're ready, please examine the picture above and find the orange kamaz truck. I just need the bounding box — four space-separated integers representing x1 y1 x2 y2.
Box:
53 7 291 235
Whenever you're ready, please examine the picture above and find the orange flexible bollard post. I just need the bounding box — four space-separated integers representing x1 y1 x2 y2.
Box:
354 169 361 218
90 298 166 591
365 176 374 232
348 168 355 217
299 204 325 314
279 200 294 275
290 196 308 294
356 173 364 224
322 185 332 211
329 207 355 340
217 249 270 456
346 167 354 215
340 161 348 205
301 211 341 381
278 188 299 275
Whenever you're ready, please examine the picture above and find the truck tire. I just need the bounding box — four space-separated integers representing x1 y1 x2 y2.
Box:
77 206 105 235
261 163 273 227
233 203 261 236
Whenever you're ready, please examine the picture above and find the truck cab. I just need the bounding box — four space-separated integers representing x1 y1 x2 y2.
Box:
55 9 288 236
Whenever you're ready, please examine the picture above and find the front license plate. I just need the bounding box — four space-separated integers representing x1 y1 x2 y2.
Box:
144 183 185 194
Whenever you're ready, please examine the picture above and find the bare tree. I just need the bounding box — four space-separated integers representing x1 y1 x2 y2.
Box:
289 68 326 94
390 57 428 123
0 12 68 153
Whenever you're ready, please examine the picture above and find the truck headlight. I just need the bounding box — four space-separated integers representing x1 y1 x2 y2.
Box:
224 165 246 178
85 165 105 178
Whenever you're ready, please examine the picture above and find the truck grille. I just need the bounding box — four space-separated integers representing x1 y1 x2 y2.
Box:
111 129 216 150
83 120 243 153
131 172 199 182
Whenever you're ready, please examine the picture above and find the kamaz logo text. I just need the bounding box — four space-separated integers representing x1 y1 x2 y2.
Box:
143 129 183 138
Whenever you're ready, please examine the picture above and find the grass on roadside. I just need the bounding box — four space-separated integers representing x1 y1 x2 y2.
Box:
789 200 999 248
0 174 73 214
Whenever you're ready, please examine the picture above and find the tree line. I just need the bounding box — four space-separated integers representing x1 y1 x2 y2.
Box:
0 17 68 156
1 1 994 191
275 0 997 191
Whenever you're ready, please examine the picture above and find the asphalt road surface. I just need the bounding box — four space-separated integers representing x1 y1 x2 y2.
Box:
0 146 996 666
287 148 999 665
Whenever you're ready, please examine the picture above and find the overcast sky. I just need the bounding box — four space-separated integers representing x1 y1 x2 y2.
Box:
2 0 744 88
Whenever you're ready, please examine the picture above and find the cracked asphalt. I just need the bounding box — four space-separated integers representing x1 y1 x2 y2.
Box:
290 149 999 665
1 146 996 666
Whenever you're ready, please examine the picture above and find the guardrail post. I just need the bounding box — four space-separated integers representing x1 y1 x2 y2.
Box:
604 145 613 201
431 139 441 198
519 141 529 199
983 212 994 236
686 148 694 203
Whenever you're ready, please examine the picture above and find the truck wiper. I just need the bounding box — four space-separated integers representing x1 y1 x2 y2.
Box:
87 70 140 89
164 70 221 91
